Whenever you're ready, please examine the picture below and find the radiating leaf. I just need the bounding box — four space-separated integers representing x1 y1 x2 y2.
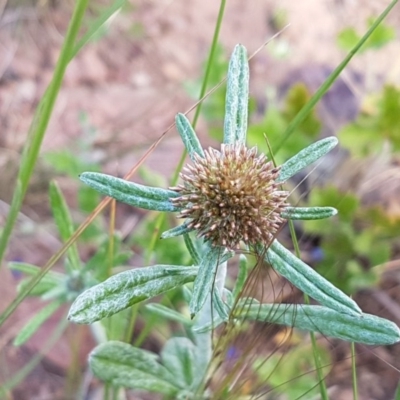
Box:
175 114 204 161
68 265 198 324
282 206 337 220
223 44 249 145
80 172 179 212
240 304 400 346
268 240 361 315
277 137 338 183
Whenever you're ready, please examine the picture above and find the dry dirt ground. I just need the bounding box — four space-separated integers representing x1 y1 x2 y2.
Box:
1 0 400 399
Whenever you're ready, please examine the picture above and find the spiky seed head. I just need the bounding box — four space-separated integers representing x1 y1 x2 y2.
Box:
170 143 288 249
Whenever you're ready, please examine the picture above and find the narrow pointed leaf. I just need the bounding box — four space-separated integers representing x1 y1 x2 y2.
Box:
89 341 179 395
268 240 361 315
224 44 249 145
189 247 223 318
68 265 198 324
175 113 204 161
240 304 400 346
10 262 64 297
49 181 81 271
277 137 338 183
80 172 179 212
13 300 62 346
282 206 338 220
161 223 194 239
232 254 249 299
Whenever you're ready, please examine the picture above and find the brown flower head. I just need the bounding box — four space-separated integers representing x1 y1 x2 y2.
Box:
170 143 289 249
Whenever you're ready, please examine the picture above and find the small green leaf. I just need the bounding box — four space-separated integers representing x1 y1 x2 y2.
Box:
239 304 400 346
223 44 249 145
189 247 223 318
13 300 62 346
277 137 338 183
268 240 361 315
282 206 338 220
89 341 179 395
68 265 198 324
70 0 126 60
49 181 81 271
10 262 65 297
175 114 204 161
161 337 198 389
80 172 180 212
161 223 194 239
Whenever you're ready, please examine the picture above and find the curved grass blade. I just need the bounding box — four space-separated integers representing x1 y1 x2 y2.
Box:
0 0 90 268
49 181 81 271
273 0 398 153
13 300 62 346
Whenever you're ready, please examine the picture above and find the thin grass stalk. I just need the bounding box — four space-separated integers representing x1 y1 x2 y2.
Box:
289 219 329 400
273 0 398 153
0 0 90 267
351 341 358 400
0 314 68 396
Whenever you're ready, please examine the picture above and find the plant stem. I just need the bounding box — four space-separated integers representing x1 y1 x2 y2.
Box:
0 0 90 268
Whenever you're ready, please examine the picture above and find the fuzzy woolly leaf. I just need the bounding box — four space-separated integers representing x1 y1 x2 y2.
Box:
277 137 338 183
68 265 198 324
240 304 400 346
89 341 179 395
189 247 223 318
224 44 249 145
80 172 179 212
268 240 361 315
282 206 338 220
175 113 204 160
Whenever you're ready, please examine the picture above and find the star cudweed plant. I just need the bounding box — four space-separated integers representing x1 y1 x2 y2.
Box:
68 45 400 399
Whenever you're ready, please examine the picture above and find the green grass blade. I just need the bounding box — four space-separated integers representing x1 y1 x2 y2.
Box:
273 0 398 153
70 0 126 61
49 181 81 272
0 0 90 267
13 300 62 346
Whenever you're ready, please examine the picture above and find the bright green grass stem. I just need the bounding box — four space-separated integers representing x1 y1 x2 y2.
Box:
0 0 90 267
